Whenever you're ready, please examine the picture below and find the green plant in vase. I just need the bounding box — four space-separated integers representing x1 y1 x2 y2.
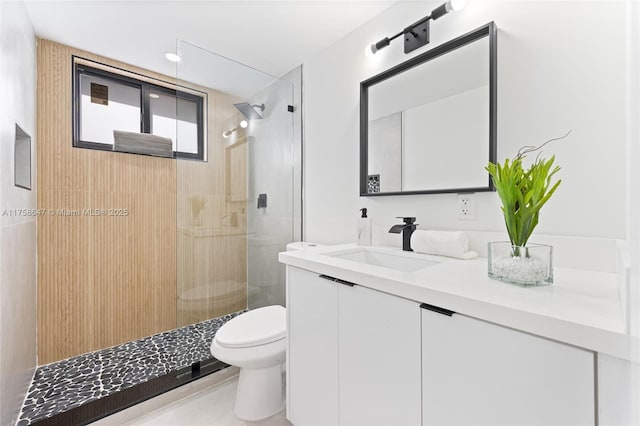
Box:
485 130 570 285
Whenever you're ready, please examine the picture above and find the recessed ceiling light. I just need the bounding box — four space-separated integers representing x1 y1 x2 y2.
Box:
164 52 181 63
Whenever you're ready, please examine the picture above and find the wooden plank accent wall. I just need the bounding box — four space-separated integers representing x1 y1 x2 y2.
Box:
37 39 248 364
175 97 248 327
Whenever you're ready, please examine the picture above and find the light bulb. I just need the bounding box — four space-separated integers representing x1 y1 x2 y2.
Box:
448 0 467 12
365 44 376 57
164 52 181 63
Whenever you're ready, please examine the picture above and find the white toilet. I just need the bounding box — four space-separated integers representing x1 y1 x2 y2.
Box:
210 241 321 421
211 305 286 420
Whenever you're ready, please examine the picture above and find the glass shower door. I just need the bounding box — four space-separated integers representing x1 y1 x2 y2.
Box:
175 40 296 326
246 77 295 310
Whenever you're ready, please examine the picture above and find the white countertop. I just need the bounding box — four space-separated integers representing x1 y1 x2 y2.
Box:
279 244 631 360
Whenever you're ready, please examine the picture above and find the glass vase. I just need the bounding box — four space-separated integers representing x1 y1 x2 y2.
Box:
487 242 553 287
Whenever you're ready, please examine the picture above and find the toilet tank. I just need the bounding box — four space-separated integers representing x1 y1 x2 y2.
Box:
248 241 323 309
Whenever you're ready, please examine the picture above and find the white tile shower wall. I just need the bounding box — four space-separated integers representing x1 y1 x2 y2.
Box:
247 68 301 309
303 1 628 245
0 1 37 425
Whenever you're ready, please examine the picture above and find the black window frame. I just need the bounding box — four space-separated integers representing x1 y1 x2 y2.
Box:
72 56 206 161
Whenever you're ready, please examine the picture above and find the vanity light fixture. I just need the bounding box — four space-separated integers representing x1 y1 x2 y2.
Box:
367 0 466 55
239 120 248 129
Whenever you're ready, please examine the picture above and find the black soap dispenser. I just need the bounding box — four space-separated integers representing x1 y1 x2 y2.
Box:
357 208 372 246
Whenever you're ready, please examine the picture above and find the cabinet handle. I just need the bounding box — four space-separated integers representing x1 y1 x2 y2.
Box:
335 278 355 287
319 274 336 282
420 303 455 317
318 275 356 287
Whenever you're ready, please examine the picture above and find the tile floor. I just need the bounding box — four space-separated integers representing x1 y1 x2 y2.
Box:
92 367 291 426
19 312 243 424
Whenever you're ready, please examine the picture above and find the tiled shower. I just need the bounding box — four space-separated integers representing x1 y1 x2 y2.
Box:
15 37 300 424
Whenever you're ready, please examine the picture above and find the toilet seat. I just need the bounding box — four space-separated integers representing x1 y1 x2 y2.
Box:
215 305 285 349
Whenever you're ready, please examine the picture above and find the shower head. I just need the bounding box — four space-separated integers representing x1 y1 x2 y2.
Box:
233 102 265 120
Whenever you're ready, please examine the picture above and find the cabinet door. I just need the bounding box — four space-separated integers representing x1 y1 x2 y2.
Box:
421 307 595 425
286 267 339 425
339 284 422 425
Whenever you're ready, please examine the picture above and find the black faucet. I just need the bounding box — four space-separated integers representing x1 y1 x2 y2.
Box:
389 217 418 252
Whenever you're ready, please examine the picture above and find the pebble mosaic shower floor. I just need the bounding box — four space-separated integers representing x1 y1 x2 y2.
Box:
17 311 243 425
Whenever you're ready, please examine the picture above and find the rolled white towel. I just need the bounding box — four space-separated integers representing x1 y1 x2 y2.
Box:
410 230 478 260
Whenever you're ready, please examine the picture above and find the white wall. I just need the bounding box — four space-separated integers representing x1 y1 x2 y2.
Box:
304 0 628 245
625 0 640 422
0 1 37 424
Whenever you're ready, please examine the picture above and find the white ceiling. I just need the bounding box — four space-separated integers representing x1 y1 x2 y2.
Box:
24 0 395 97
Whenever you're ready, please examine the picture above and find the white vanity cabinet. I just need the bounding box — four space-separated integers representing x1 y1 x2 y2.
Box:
421 307 596 425
287 267 339 425
338 278 421 425
287 266 422 425
280 244 626 426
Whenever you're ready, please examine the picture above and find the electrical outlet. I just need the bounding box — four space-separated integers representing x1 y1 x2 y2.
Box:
458 194 474 220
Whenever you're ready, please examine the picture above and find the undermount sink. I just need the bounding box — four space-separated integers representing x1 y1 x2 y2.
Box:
325 247 440 272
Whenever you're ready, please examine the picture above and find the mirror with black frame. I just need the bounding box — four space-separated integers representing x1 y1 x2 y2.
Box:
360 22 497 196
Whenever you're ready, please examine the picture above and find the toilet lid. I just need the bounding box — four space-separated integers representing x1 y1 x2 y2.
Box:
215 305 286 348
